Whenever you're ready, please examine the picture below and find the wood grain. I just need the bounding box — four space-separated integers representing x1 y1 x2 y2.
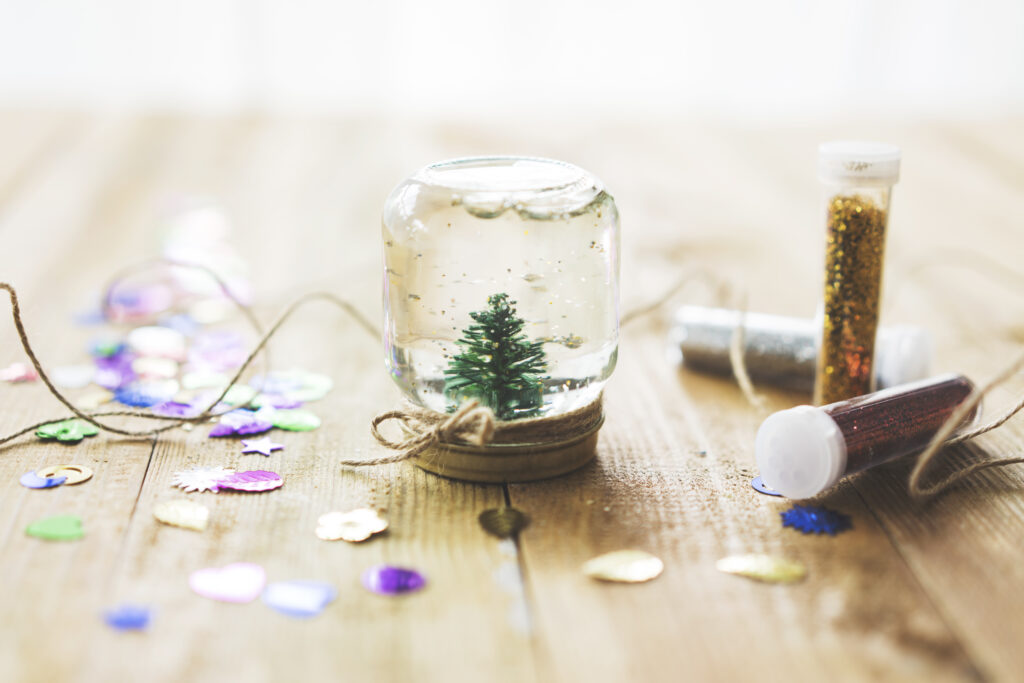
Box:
0 112 1022 682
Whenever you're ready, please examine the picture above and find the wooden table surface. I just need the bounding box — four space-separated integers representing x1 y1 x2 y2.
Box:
1 111 1022 683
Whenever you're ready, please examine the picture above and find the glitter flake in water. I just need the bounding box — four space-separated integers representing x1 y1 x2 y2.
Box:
781 504 852 536
362 566 426 596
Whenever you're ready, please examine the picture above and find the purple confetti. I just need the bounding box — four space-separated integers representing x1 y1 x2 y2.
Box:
151 401 201 418
103 604 152 631
20 471 67 489
781 504 852 536
114 382 171 408
188 330 248 372
94 350 137 390
208 409 273 438
216 470 283 492
361 565 426 596
106 284 174 322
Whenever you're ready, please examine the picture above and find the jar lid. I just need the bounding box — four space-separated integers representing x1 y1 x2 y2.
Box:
818 141 901 186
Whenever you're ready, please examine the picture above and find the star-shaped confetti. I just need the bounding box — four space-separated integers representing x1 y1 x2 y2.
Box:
781 504 852 536
171 466 235 493
241 437 284 456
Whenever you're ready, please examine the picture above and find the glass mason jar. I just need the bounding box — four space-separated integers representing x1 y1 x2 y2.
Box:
382 156 619 422
814 141 901 406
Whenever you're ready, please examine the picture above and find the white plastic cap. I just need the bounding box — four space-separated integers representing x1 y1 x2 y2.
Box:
876 326 933 389
818 141 901 186
755 405 847 499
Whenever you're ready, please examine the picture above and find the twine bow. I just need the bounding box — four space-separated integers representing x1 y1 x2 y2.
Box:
342 401 497 467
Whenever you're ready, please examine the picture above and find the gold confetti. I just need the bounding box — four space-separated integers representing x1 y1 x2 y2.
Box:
478 507 529 539
35 464 93 485
316 508 388 542
153 500 210 532
716 554 807 584
583 550 664 583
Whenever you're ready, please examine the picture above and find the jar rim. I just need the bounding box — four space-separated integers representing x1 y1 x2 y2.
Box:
416 155 595 193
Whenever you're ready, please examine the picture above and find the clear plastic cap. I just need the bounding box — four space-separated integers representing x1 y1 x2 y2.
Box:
755 405 847 499
876 326 933 389
818 141 901 186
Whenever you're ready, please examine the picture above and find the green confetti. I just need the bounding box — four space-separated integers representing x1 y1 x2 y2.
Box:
271 409 321 432
285 371 333 403
36 419 100 443
221 385 259 406
26 514 84 541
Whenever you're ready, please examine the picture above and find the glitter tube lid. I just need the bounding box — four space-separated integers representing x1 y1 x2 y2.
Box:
755 406 847 500
818 141 901 186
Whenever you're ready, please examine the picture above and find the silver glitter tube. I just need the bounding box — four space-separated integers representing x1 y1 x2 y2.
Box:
667 306 931 392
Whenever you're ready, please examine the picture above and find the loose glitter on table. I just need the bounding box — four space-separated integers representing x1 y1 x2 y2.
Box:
478 507 530 539
582 550 664 583
241 436 284 456
154 499 210 531
781 504 852 536
716 554 807 584
103 604 152 631
362 566 426 596
316 509 388 542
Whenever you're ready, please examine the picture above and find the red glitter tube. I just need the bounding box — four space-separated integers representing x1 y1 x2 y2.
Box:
755 374 979 499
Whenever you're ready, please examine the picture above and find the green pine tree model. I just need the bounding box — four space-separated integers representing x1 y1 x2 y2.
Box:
443 293 548 420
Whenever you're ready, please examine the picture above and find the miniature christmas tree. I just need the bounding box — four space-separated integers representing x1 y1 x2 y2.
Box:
444 293 548 420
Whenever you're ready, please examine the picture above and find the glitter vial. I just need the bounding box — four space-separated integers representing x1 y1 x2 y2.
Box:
815 141 901 405
381 157 619 480
755 374 979 499
668 305 932 392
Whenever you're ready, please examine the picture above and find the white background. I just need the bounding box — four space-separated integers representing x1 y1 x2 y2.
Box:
0 0 1021 119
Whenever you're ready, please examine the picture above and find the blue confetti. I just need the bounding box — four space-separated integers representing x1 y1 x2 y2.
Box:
751 476 783 497
20 471 67 489
103 604 152 631
781 504 852 536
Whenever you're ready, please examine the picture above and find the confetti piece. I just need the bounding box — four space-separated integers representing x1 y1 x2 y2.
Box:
93 351 136 390
36 419 100 443
181 370 229 390
188 330 248 371
151 400 201 418
26 514 83 541
209 409 273 437
158 313 200 336
89 338 124 358
219 385 259 406
78 389 114 410
36 464 93 485
131 357 179 380
583 550 664 583
262 581 337 618
172 466 235 493
271 409 321 432
716 554 807 584
127 325 186 360
154 499 210 531
250 393 303 410
478 508 529 539
316 509 388 542
362 566 426 595
251 370 332 402
108 284 174 322
50 364 95 389
241 437 284 456
1 362 38 383
781 504 852 536
751 476 783 497
189 562 266 603
20 471 67 489
216 470 283 492
114 380 179 407
103 604 152 631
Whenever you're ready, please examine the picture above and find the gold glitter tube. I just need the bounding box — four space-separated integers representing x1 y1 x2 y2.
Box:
814 142 901 406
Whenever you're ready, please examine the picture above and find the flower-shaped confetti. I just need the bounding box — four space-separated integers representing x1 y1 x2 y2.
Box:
241 437 284 456
216 470 283 492
316 509 388 542
271 409 321 432
361 566 426 596
209 409 273 437
716 554 807 584
583 550 664 583
36 419 100 443
103 604 152 631
1 362 38 383
172 466 235 493
781 504 852 536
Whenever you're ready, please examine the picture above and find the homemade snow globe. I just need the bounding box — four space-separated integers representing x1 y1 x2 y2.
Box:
382 156 620 482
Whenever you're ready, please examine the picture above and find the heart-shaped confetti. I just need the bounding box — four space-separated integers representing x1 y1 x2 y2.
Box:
316 509 388 542
478 508 529 539
36 419 100 443
216 470 283 492
20 471 67 489
209 409 273 437
362 566 426 596
583 550 664 583
716 554 807 584
262 581 337 618
26 514 84 541
172 466 235 493
36 464 93 485
154 500 210 531
189 562 266 603
103 604 152 631
271 409 321 432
